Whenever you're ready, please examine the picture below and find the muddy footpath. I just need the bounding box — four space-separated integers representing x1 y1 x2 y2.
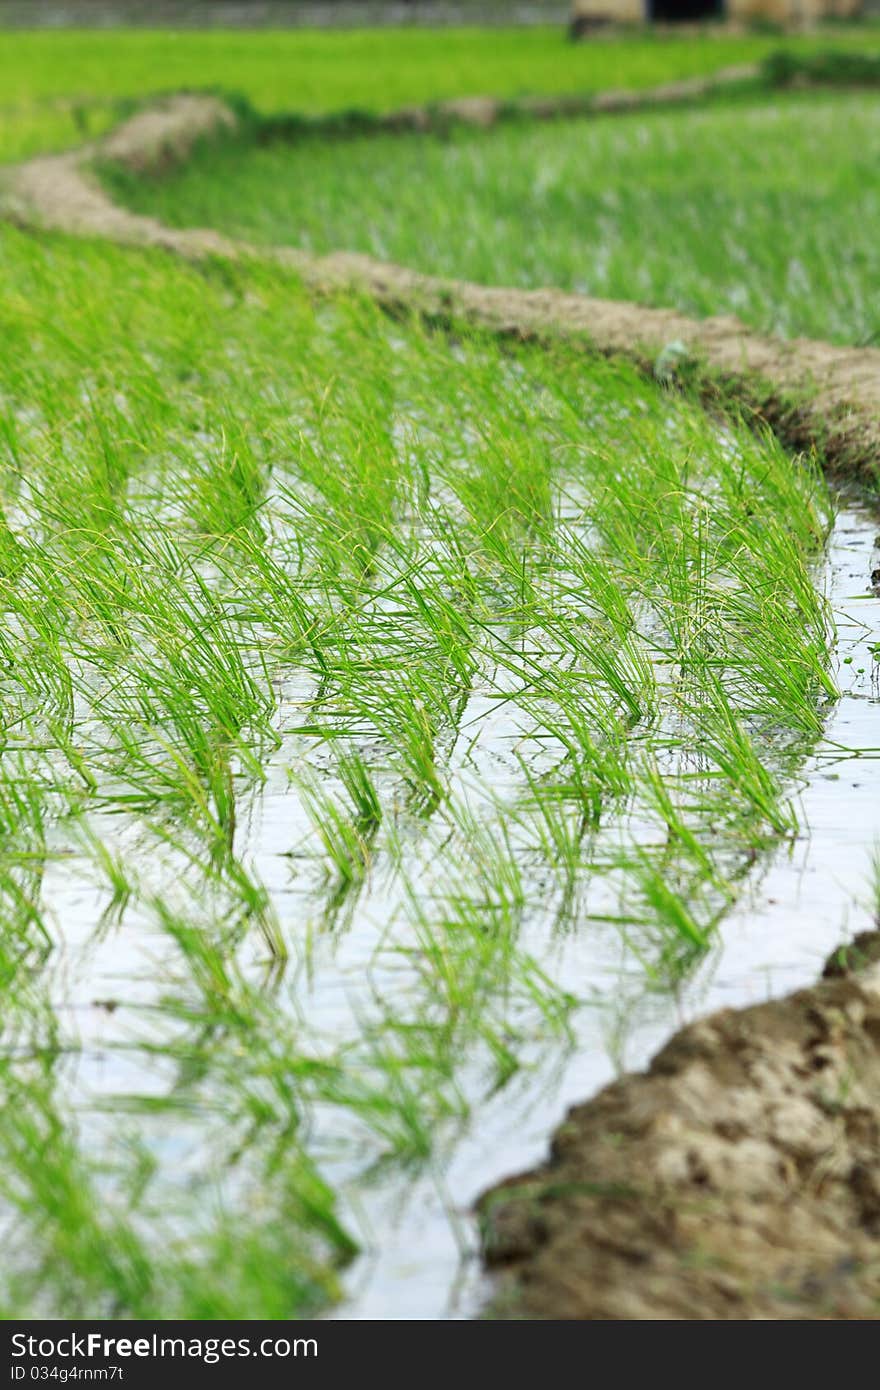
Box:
480 933 880 1319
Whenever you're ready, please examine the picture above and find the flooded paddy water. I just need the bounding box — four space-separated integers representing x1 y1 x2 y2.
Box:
0 228 876 1316
24 499 880 1319
337 503 880 1317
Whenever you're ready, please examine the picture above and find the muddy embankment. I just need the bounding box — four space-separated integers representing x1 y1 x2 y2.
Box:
480 934 880 1319
3 86 880 485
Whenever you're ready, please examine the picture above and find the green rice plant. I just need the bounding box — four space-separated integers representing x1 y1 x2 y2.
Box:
764 48 880 88
0 223 843 1317
297 768 376 911
0 1060 353 1318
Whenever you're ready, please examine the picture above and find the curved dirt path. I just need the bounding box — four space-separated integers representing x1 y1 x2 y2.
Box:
2 87 880 1321
481 933 880 1319
262 61 760 132
2 87 879 483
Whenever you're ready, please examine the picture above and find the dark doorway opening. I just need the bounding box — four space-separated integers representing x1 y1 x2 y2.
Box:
649 0 725 19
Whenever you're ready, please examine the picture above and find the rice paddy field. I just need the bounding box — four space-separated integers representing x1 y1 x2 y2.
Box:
1 23 880 1322
108 87 880 345
0 24 876 160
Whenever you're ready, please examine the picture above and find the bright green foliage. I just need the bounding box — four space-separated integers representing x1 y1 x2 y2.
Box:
112 86 880 345
0 25 877 159
0 225 835 1316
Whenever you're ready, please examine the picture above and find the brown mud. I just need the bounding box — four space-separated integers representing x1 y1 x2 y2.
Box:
480 932 880 1319
335 62 760 131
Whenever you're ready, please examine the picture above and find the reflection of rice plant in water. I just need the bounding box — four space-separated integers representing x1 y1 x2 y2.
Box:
0 223 840 1317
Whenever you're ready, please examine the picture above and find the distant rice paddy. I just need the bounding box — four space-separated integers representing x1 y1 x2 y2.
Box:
106 87 880 345
0 24 876 160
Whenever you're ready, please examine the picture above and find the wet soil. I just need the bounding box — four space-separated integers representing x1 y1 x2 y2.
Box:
479 929 880 1319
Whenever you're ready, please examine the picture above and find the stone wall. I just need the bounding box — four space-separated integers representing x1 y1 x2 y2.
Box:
571 0 864 26
0 0 570 27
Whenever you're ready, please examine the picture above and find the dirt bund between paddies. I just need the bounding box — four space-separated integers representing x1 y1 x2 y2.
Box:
481 933 880 1320
3 85 880 1322
3 86 880 486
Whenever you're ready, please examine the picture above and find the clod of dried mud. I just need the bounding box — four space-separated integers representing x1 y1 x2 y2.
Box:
101 94 238 174
479 931 880 1320
1 94 244 251
2 87 879 484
